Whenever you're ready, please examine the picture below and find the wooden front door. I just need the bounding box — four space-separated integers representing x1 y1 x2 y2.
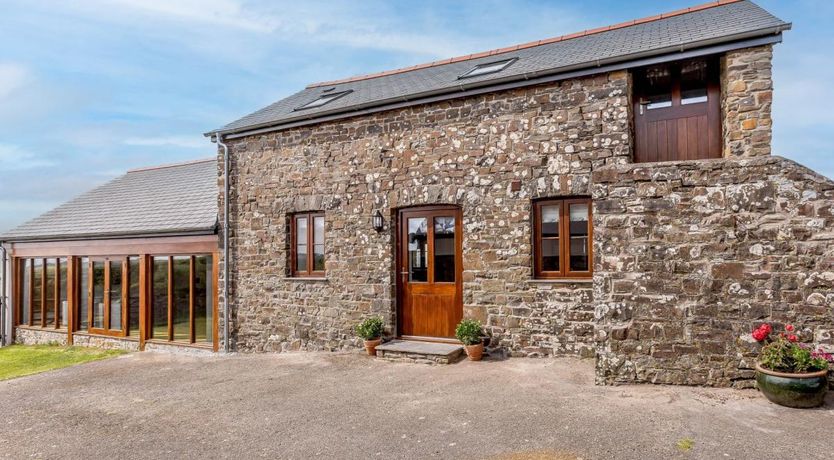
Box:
634 57 721 163
397 206 463 340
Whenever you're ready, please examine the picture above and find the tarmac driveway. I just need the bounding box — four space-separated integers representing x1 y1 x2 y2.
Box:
0 351 831 459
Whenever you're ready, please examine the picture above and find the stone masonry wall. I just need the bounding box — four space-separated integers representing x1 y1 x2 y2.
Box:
721 45 774 158
593 156 834 387
222 71 632 356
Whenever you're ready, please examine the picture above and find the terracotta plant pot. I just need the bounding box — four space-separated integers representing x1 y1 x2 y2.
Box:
364 338 382 356
755 363 829 408
464 343 484 361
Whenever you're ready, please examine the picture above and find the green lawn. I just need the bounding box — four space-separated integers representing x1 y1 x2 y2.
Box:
0 345 127 381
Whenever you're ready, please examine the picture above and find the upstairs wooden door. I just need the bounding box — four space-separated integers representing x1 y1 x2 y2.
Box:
634 57 721 163
397 206 463 340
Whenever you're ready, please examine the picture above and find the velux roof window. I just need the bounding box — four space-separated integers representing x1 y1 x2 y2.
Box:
458 58 517 79
295 90 352 111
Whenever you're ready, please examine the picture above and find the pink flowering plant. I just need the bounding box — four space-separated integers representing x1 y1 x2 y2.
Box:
752 323 833 373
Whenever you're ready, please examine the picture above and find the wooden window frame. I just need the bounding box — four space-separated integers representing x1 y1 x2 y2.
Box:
533 198 593 279
147 253 218 347
8 236 219 352
14 257 66 329
290 212 325 277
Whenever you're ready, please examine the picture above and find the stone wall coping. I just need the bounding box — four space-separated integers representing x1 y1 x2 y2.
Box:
526 279 593 285
281 277 329 282
73 332 139 342
592 155 834 187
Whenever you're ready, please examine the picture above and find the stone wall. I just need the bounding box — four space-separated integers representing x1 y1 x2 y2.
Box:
222 71 632 356
15 327 68 346
721 45 774 158
14 327 141 351
593 156 834 387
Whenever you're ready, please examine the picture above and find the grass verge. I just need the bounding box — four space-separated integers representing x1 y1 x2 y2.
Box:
0 344 127 381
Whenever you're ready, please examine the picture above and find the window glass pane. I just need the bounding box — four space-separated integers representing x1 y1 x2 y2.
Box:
78 258 89 330
92 260 105 328
541 205 560 237
542 239 560 272
152 257 169 339
195 256 213 343
433 216 456 282
109 260 122 331
128 257 140 337
45 259 55 326
59 258 67 328
20 259 30 326
32 259 42 325
642 65 672 109
172 256 190 342
313 216 325 272
408 217 428 282
681 59 708 105
569 204 590 272
296 217 308 273
461 59 513 78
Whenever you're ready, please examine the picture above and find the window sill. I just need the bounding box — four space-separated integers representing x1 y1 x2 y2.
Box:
527 278 593 285
282 277 329 282
15 326 68 332
145 339 214 350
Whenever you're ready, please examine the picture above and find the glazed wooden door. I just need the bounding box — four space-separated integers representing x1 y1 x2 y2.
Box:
87 256 128 337
397 206 463 340
634 57 721 163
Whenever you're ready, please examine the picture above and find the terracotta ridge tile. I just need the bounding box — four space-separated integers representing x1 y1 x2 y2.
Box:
306 0 742 88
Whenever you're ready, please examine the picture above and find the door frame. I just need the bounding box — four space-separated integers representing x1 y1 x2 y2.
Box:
632 56 722 163
87 256 129 337
395 205 463 343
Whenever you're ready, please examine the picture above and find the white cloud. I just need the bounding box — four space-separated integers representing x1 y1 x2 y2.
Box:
123 135 208 149
0 143 56 170
0 62 28 101
105 0 275 32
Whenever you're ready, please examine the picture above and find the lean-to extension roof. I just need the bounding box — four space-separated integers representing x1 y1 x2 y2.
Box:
210 0 789 137
0 159 218 242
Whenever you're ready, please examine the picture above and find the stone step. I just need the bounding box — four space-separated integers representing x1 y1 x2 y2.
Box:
375 340 464 365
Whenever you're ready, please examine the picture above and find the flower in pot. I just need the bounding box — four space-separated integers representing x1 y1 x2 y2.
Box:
355 316 384 356
456 319 485 361
752 323 832 408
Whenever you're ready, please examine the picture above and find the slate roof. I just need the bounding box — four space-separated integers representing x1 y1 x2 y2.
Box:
1 159 218 242
211 0 789 137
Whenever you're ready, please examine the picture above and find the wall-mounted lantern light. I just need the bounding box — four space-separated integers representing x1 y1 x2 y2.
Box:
373 210 384 232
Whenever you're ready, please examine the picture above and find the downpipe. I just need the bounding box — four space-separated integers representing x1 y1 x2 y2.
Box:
0 242 7 347
215 133 231 353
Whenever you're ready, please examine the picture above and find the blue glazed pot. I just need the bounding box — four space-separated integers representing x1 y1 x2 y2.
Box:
755 363 829 408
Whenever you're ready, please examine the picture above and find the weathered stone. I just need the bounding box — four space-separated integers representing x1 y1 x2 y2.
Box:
593 156 834 387
722 46 774 157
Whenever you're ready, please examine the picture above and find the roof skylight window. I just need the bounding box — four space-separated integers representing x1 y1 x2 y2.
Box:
458 58 517 79
295 90 352 110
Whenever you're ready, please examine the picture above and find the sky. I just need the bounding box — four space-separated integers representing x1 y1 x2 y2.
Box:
0 0 832 233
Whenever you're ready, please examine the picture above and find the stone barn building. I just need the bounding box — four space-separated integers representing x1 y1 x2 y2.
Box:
206 0 832 387
3 0 832 388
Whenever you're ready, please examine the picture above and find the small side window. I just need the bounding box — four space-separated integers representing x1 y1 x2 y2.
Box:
291 212 326 277
533 198 592 279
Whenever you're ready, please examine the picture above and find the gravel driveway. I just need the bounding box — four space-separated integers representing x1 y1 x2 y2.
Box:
0 351 830 459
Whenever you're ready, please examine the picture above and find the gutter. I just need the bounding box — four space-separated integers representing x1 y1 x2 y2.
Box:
0 227 218 244
207 26 790 140
214 132 231 353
